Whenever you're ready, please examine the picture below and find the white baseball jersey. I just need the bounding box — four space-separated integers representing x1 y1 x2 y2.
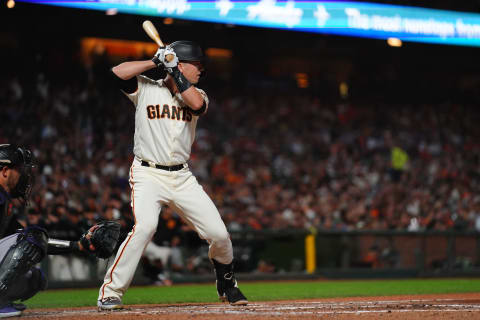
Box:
125 75 209 165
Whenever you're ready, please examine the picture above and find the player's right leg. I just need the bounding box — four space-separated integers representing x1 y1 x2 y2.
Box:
98 163 165 310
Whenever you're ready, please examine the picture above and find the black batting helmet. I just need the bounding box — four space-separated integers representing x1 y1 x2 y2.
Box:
169 41 204 62
0 144 35 201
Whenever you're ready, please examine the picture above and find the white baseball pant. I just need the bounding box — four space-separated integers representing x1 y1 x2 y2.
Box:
99 158 233 301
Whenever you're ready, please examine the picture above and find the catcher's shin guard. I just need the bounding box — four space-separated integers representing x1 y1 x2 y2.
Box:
1 267 47 303
212 259 248 306
16 267 47 301
0 227 47 299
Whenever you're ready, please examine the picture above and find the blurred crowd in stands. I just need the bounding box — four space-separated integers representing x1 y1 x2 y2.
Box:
202 93 480 233
1 45 480 278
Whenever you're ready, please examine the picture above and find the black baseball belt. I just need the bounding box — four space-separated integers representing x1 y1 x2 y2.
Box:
141 161 185 171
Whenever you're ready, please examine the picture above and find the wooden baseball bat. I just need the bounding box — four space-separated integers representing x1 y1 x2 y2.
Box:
142 20 174 62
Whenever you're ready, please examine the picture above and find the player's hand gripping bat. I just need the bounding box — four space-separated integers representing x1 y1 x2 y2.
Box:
142 20 174 62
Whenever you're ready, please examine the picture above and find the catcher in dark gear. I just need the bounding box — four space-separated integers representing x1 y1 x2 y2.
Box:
0 144 121 318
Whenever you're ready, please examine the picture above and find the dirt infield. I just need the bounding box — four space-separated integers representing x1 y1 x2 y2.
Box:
22 293 480 319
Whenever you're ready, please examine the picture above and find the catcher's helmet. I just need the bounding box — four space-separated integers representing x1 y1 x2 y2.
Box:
0 144 35 201
0 144 31 168
169 41 204 62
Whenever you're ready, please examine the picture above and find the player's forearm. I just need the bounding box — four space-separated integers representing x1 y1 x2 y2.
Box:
47 238 82 255
181 87 205 110
167 67 205 111
112 60 156 80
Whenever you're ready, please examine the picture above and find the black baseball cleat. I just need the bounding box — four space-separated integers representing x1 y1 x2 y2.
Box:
213 259 248 306
217 281 248 305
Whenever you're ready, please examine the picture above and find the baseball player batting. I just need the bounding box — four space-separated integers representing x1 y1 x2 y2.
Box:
98 40 248 310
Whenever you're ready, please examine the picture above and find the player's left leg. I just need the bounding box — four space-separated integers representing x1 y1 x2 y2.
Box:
170 171 248 305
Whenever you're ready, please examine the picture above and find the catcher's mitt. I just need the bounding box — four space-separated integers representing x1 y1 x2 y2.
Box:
80 221 121 259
